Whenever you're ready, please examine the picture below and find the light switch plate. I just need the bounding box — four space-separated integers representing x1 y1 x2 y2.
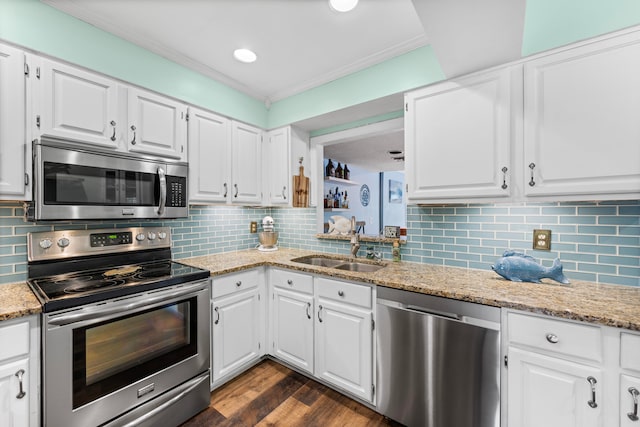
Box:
533 229 551 250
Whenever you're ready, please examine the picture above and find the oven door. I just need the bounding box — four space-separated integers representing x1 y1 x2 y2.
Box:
31 141 188 220
43 280 210 427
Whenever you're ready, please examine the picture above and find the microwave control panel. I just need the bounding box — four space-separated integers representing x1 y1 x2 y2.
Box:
167 176 187 207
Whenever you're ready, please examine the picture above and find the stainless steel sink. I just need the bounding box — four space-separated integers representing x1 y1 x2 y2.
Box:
291 256 385 272
333 262 385 273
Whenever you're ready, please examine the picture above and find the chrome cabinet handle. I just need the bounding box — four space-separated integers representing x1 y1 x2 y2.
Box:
234 183 238 198
223 183 228 198
110 120 117 141
214 307 220 324
306 302 311 319
501 166 508 189
546 333 559 344
629 387 639 421
587 376 598 408
130 125 137 145
236 281 242 287
15 369 26 399
528 163 536 187
282 186 287 200
338 290 344 297
318 305 323 322
287 279 293 285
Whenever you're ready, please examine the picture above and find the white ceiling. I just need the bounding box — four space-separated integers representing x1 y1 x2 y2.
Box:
43 0 428 104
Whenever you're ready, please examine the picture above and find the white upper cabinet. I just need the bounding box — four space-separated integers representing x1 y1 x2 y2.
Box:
264 126 309 207
0 43 30 200
524 31 640 199
231 121 262 204
188 107 231 203
405 67 515 202
38 58 120 149
127 87 187 161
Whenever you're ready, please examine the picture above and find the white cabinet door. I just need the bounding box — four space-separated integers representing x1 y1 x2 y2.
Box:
188 107 231 203
524 32 640 199
0 358 29 427
405 67 514 201
508 347 603 427
621 375 640 427
231 121 262 204
127 87 187 161
265 127 290 206
211 288 262 384
0 43 29 200
39 58 119 149
272 287 313 374
315 298 372 402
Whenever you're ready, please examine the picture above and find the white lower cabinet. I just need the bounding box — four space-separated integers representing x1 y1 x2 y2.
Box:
0 316 39 427
211 269 265 388
315 277 373 403
270 269 314 374
508 347 603 427
506 310 640 427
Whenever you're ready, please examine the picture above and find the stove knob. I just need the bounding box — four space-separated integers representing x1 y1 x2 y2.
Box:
39 239 52 249
158 231 167 240
147 232 156 240
136 233 146 241
57 237 70 248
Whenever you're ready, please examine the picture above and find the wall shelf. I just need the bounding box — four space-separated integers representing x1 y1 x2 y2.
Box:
324 176 359 186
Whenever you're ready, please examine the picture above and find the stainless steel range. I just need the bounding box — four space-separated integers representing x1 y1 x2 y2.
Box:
27 227 211 427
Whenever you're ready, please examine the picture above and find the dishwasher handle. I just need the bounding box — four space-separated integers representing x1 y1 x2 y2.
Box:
406 304 461 321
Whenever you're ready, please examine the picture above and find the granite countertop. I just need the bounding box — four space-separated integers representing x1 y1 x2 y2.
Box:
3 247 640 331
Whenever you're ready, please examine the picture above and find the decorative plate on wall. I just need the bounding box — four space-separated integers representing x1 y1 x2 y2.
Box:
360 184 370 206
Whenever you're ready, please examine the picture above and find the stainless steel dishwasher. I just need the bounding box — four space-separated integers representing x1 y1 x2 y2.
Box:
376 286 501 427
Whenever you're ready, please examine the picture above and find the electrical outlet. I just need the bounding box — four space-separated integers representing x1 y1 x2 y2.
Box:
250 221 257 233
533 229 551 250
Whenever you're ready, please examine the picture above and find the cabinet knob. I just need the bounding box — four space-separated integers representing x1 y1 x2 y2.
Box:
306 302 311 319
287 279 293 285
338 290 345 297
110 120 117 141
130 125 137 145
546 333 559 344
214 307 220 324
528 163 536 187
236 281 242 287
501 166 508 190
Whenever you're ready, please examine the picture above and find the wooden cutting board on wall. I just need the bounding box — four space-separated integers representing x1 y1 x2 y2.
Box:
292 165 309 207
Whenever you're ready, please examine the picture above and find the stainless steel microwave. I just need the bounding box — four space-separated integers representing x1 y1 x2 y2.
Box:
26 140 188 221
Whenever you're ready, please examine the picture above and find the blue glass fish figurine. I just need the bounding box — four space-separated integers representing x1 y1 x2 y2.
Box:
491 251 569 284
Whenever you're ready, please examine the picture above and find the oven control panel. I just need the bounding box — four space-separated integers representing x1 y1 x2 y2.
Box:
90 232 133 247
28 227 172 262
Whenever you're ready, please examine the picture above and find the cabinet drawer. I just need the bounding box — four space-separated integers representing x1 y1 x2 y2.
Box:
621 332 640 372
212 269 259 299
0 320 30 362
270 269 313 294
316 277 371 309
508 312 602 362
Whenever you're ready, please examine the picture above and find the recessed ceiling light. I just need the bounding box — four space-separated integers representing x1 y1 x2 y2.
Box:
329 0 358 13
233 48 257 63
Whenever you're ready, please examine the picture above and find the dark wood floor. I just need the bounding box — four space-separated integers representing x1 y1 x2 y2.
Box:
181 359 403 427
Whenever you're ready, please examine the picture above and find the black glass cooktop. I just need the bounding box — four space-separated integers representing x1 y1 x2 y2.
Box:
28 260 210 312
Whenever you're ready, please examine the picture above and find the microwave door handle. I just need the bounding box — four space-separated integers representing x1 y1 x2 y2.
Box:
157 167 166 215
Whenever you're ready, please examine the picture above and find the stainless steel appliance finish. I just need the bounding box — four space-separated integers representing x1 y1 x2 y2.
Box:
27 227 211 427
26 139 188 221
376 286 501 427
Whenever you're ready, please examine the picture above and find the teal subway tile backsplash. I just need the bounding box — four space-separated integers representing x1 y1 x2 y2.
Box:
0 200 638 287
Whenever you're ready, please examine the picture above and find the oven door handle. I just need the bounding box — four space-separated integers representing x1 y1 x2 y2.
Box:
47 282 207 326
157 166 167 215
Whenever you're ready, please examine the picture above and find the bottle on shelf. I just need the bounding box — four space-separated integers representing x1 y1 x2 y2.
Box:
392 239 401 262
344 164 350 180
326 159 335 177
343 191 349 209
335 163 343 179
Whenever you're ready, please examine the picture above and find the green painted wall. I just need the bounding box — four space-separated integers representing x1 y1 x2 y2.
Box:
522 0 640 56
267 46 444 129
0 0 268 127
